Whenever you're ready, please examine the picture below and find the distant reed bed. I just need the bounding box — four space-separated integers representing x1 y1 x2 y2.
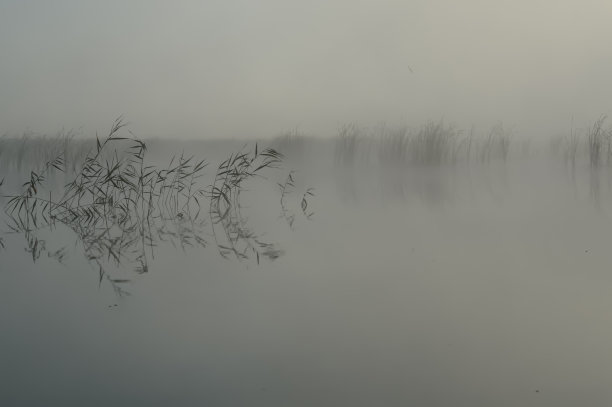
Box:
0 130 100 174
331 120 513 169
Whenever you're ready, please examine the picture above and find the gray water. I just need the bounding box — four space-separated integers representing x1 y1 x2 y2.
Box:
2 143 612 406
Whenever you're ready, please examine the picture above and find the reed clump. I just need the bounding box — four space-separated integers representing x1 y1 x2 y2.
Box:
208 144 285 262
3 118 308 293
333 120 514 169
586 116 612 169
408 121 457 166
377 126 410 167
549 116 612 171
271 129 310 161
0 130 97 174
334 124 362 167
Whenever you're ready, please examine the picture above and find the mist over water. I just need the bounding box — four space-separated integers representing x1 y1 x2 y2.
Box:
2 1 612 137
3 0 612 404
3 130 612 406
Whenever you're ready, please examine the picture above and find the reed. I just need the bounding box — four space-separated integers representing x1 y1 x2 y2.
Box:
334 123 361 167
208 144 284 262
3 118 300 293
587 116 610 169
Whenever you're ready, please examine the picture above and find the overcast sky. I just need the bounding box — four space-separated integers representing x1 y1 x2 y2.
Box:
1 0 612 138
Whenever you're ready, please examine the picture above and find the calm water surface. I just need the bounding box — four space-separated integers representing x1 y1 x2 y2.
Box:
2 150 612 406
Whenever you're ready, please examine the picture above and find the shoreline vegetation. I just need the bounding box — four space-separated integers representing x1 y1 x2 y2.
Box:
2 116 612 294
0 118 313 295
2 117 611 173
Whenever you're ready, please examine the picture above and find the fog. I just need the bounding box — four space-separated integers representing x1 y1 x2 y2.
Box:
4 2 612 406
3 138 612 405
2 0 612 138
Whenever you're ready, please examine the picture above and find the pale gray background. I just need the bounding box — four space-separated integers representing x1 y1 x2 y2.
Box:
1 0 612 137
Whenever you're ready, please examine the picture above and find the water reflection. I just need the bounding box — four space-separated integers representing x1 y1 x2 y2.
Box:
1 122 313 294
6 125 612 406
